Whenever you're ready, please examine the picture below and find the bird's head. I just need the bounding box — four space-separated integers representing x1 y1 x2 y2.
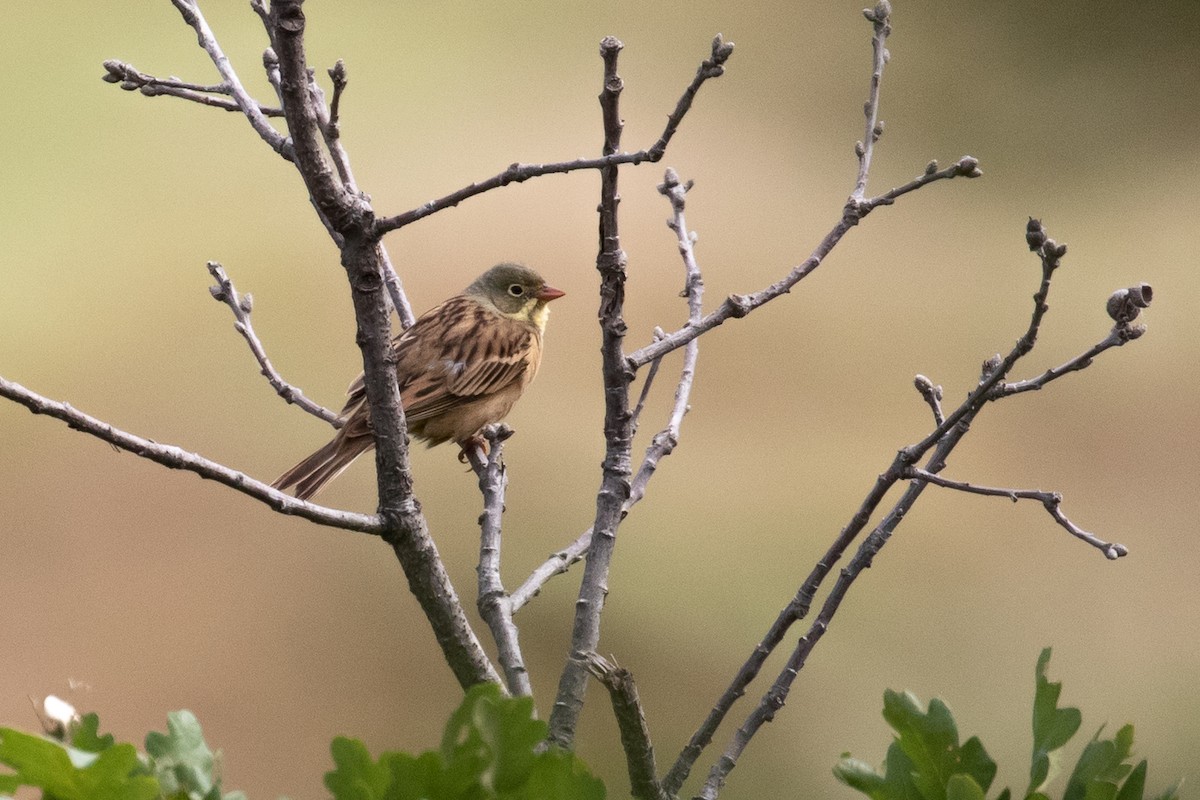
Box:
467 263 565 328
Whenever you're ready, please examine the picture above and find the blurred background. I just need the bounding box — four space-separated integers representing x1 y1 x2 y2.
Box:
1 2 1197 798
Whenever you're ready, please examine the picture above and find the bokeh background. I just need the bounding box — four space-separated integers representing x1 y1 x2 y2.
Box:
2 2 1197 798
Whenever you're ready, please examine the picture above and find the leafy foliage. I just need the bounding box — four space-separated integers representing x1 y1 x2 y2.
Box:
0 708 243 800
834 649 1180 800
325 683 605 800
1 686 602 800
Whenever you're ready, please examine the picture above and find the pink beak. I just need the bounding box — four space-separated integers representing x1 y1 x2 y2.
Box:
536 284 566 301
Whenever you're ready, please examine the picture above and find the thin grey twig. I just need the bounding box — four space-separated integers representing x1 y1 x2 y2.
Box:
328 59 347 130
0 375 381 534
629 329 665 434
547 35 635 749
249 0 274 47
206 261 342 428
913 374 944 425
903 467 1128 559
626 156 980 371
310 63 358 194
583 654 670 800
852 2 892 200
167 0 292 158
678 219 1151 797
646 34 735 159
378 245 417 329
629 168 703 508
992 285 1149 399
510 527 593 612
373 34 733 236
466 425 532 697
510 170 704 615
100 60 284 116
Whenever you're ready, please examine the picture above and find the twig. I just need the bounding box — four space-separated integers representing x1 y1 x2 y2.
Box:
583 654 669 800
466 425 532 697
629 329 665 434
0 375 381 534
510 528 592 612
166 0 292 158
992 284 1150 399
903 467 1128 559
675 219 1151 797
270 0 499 690
373 35 733 236
309 61 358 194
512 169 704 614
100 60 284 116
852 2 892 200
547 35 635 749
647 34 735 159
328 59 347 131
913 374 944 426
206 261 342 428
626 156 980 371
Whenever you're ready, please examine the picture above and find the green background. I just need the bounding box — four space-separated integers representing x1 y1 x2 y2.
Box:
1 2 1197 798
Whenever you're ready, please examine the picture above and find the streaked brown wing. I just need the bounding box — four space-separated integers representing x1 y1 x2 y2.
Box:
399 296 539 420
339 294 540 426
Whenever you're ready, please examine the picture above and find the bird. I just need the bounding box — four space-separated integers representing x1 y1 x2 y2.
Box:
272 263 565 500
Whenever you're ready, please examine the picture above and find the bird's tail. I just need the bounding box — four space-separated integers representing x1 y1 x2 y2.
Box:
272 432 373 501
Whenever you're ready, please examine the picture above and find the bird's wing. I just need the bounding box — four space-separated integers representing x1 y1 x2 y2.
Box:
341 295 540 425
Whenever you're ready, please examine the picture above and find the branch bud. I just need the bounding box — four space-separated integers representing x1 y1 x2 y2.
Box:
980 354 1003 382
1025 217 1045 251
954 156 983 178
1106 283 1153 323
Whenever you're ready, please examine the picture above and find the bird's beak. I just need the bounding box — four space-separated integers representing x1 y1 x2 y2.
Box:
536 284 566 301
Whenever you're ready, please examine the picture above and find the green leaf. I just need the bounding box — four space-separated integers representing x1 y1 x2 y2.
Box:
325 684 604 800
521 747 605 800
1114 760 1147 800
835 691 1001 800
1029 647 1083 796
325 737 393 800
834 742 923 800
71 712 117 754
144 710 235 800
945 774 985 800
0 726 158 800
881 690 996 800
1064 725 1135 800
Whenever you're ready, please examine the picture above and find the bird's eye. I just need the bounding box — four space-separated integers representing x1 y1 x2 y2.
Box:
508 284 525 297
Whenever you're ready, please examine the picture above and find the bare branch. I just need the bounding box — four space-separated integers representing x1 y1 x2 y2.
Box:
852 1 892 199
100 60 284 116
270 0 499 690
547 35 635 749
626 156 980 371
309 63 358 194
994 283 1151 399
904 467 1128 559
373 35 733 236
206 261 342 428
668 219 1152 795
646 34 734 160
167 0 292 158
584 654 669 800
466 425 532 697
513 169 704 614
629 330 665 434
913 374 944 426
510 528 592 612
0 375 380 534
